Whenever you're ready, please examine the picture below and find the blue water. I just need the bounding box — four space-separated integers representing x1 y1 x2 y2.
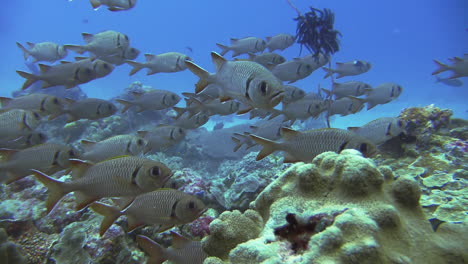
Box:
1 0 467 124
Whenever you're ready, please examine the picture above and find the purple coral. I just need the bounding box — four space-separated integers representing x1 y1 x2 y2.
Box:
446 140 468 153
177 169 210 198
188 215 214 238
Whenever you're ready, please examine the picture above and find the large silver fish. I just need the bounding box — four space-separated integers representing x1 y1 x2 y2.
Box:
216 37 266 57
322 81 371 99
90 0 137 11
323 60 371 79
31 156 172 213
185 52 284 111
127 52 191 76
265 33 295 52
432 55 468 79
16 41 67 63
81 135 148 162
364 83 403 110
0 109 42 141
348 117 406 145
0 94 65 116
91 189 206 235
116 90 181 113
65 30 130 57
250 127 376 163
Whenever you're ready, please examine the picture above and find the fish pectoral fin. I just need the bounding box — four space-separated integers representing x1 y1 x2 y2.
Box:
170 231 191 249
75 191 98 211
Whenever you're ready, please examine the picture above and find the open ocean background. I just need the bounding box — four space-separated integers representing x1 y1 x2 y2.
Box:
1 0 467 128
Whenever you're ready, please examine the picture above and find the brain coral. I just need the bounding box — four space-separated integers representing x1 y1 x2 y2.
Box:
202 149 467 264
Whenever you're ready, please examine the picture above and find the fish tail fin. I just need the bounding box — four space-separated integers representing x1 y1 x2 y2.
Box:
30 169 68 214
184 60 213 93
432 60 449 75
90 202 121 237
64 44 86 54
16 70 38 90
89 0 101 9
116 99 133 113
216 43 230 56
367 101 377 110
249 134 278 161
136 235 168 264
126 61 145 76
231 135 242 152
16 42 30 60
322 67 334 79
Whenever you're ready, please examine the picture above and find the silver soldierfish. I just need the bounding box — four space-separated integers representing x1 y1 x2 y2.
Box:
435 76 463 87
326 97 365 117
364 83 403 110
57 98 117 122
81 135 148 162
127 52 191 76
100 46 140 65
271 58 314 83
432 55 468 79
282 85 306 104
266 33 295 52
250 127 377 163
138 125 185 153
270 97 326 123
0 109 41 141
16 41 67 63
65 30 130 57
174 112 209 129
247 52 286 67
137 232 208 264
90 0 137 12
91 189 206 235
0 143 77 183
216 37 266 57
31 156 172 213
0 94 65 116
323 60 371 79
322 81 371 99
348 117 406 145
0 131 47 150
185 52 284 110
116 90 181 113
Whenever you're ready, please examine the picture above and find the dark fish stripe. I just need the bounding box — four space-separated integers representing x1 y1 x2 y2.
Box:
128 0 133 7
162 94 168 106
55 45 60 56
96 103 103 115
126 140 132 154
390 86 395 97
245 76 254 99
131 165 141 185
170 200 178 217
170 128 175 140
40 98 47 112
385 122 392 136
175 56 181 71
51 150 60 166
338 141 348 153
254 40 259 49
117 34 121 47
22 112 32 130
74 67 81 81
296 63 303 75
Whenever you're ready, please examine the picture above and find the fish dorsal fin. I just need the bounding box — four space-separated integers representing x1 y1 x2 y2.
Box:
170 231 190 249
70 159 94 179
0 96 12 105
26 42 35 48
182 92 196 98
452 56 463 62
211 52 227 71
281 127 299 140
249 125 258 131
131 91 144 98
230 38 239 44
265 36 272 42
99 155 130 163
64 98 76 105
38 64 52 73
137 130 148 137
82 32 94 43
80 140 97 151
74 56 89 61
144 54 156 61
0 148 19 160
347 127 360 132
60 61 71 64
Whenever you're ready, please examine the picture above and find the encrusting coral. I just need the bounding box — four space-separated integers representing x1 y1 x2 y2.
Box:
202 149 467 264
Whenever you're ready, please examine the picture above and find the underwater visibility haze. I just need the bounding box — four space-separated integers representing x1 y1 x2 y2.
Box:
0 0 467 263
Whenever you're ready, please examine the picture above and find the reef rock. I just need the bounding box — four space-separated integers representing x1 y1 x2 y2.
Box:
202 150 467 264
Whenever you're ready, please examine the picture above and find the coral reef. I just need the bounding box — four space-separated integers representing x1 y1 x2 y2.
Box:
202 150 467 263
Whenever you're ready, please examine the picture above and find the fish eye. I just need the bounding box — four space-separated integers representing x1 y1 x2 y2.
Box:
137 139 144 145
124 35 129 41
151 166 161 176
354 60 363 66
171 95 177 100
39 133 46 140
359 143 368 153
68 150 76 157
103 63 109 69
85 68 92 75
397 86 402 92
188 201 195 209
53 98 59 104
185 56 192 61
107 104 112 110
259 81 268 95
178 128 184 134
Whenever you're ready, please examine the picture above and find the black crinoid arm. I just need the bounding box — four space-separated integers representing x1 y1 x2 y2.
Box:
294 7 342 58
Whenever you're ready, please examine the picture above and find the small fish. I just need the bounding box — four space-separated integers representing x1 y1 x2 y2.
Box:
301 53 330 71
185 52 284 111
73 57 115 78
127 52 191 76
0 131 47 150
31 156 172 213
269 97 326 123
116 90 181 113
435 76 463 87
321 81 371 99
272 58 314 83
91 189 206 235
326 97 365 117
54 98 117 122
248 108 271 119
137 125 186 153
432 55 468 79
81 135 148 162
16 41 67 63
99 46 140 65
246 52 286 67
265 33 295 52
282 85 306 104
364 83 403 110
174 112 209 129
90 0 137 12
0 94 65 116
137 232 208 264
250 127 376 163
232 120 287 152
323 60 371 79
0 109 42 141
348 117 406 145
0 143 77 184
216 37 266 57
65 30 130 57
182 84 221 102
175 98 240 117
